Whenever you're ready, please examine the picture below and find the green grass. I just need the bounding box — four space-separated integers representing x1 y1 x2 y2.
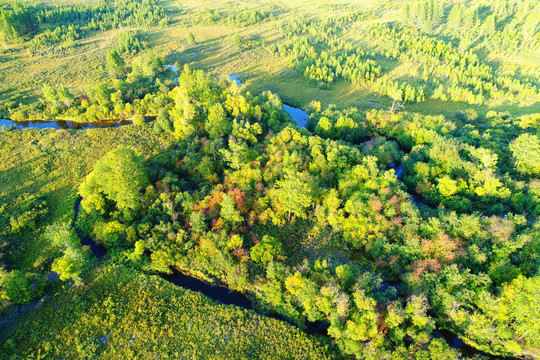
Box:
0 124 173 271
0 264 336 359
2 0 538 118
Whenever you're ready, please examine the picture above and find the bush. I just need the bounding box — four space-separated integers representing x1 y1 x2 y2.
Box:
1 270 32 304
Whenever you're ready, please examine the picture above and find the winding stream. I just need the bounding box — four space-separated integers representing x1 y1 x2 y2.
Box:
1 69 310 131
73 196 491 356
73 197 327 336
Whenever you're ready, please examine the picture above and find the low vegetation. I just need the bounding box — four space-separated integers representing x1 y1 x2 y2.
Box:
0 0 539 359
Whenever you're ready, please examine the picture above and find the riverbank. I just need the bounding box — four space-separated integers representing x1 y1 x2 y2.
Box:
0 264 337 359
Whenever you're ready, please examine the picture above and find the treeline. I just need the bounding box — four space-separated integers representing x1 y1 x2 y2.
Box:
301 48 381 88
29 24 83 52
368 23 539 105
2 0 168 53
400 0 444 31
36 0 169 31
0 3 37 41
399 0 539 53
10 51 166 122
270 17 384 90
189 7 275 27
271 17 426 103
267 6 538 107
115 30 148 55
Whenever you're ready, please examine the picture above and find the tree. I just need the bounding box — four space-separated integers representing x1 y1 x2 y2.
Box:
448 5 463 29
51 246 89 283
42 84 58 106
186 31 196 45
190 211 207 234
522 15 539 41
250 235 283 264
509 134 540 175
207 102 229 139
79 146 149 212
275 168 312 222
106 49 125 78
221 194 242 224
132 114 145 126
471 147 502 196
437 176 458 197
44 221 79 249
482 15 496 36
57 86 73 108
231 33 243 49
1 270 32 304
220 139 249 170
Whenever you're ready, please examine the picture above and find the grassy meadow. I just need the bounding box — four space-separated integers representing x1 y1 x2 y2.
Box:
2 0 537 117
0 0 539 359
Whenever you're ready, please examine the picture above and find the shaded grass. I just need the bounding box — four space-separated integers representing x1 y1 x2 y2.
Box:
2 0 537 118
0 264 337 359
0 124 174 271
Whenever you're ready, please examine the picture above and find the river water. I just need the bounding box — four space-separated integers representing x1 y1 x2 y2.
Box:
73 196 327 336
1 69 310 131
225 74 310 128
0 118 133 130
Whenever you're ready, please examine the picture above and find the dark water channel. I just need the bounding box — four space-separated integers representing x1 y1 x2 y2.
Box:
0 118 133 130
9 68 483 354
73 197 327 336
73 198 493 358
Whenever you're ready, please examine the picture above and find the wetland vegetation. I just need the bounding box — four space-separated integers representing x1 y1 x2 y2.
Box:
0 0 539 359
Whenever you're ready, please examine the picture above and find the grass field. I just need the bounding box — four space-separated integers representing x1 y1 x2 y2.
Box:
0 124 173 271
1 0 538 116
0 264 336 359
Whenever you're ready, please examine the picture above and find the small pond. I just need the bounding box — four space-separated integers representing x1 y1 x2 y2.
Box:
283 104 309 128
227 74 242 87
164 64 179 82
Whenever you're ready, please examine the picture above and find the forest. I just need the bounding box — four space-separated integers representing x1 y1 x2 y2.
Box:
0 0 539 359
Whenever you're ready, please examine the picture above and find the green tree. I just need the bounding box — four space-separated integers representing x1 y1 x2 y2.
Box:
482 15 496 36
231 33 243 49
448 5 463 29
106 49 125 78
275 168 312 222
56 86 73 108
220 139 249 170
79 146 149 212
186 31 196 45
522 15 539 41
221 194 242 224
132 114 145 126
42 84 58 106
51 247 89 283
509 134 540 175
250 235 283 264
207 102 229 139
44 221 79 248
471 147 502 196
437 176 458 197
190 211 207 234
1 270 32 304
